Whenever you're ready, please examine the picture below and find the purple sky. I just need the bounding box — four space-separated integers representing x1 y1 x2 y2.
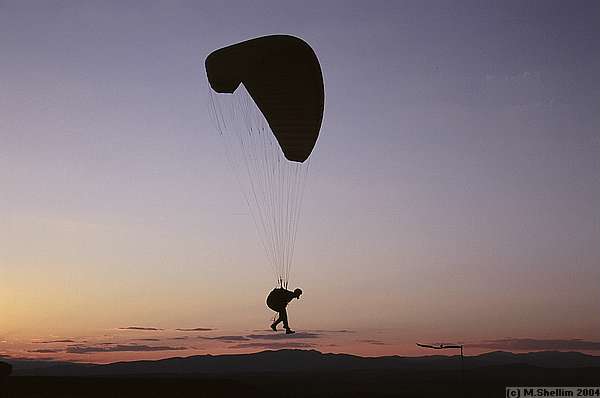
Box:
1 1 599 361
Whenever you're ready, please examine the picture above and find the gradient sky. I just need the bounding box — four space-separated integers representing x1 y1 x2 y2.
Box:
1 0 599 363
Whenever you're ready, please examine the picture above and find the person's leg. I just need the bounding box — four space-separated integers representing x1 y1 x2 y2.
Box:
271 307 283 330
273 315 281 325
280 308 289 330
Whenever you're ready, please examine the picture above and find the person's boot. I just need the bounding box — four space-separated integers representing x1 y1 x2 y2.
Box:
285 329 295 334
270 323 277 331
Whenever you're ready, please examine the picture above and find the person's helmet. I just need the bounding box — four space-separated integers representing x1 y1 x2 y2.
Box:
294 288 303 298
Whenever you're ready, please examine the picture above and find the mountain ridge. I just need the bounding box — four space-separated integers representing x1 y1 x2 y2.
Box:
5 349 600 377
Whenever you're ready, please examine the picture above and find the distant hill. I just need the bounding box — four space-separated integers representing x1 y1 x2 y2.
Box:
5 349 600 377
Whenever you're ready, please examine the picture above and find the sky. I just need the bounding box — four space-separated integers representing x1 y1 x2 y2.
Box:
1 0 599 363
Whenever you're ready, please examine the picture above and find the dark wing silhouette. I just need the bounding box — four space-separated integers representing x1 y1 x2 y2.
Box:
441 344 463 349
206 35 324 162
417 343 463 349
416 343 442 349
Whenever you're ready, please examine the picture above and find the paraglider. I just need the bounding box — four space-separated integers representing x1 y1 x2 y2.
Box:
267 287 303 334
206 35 324 331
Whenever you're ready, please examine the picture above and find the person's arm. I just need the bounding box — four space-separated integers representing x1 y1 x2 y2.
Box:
286 290 296 302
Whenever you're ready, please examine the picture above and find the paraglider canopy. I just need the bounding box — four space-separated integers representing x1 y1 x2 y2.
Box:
206 35 324 162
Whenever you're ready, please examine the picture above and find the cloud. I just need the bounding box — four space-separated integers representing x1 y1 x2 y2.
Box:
33 339 77 344
1 355 58 361
66 344 186 354
175 328 213 332
246 332 321 340
135 338 160 342
118 327 163 331
357 339 386 345
200 335 250 342
229 342 315 349
469 338 600 351
27 348 64 353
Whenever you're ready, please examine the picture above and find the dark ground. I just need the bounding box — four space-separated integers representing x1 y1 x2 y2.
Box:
3 366 599 398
